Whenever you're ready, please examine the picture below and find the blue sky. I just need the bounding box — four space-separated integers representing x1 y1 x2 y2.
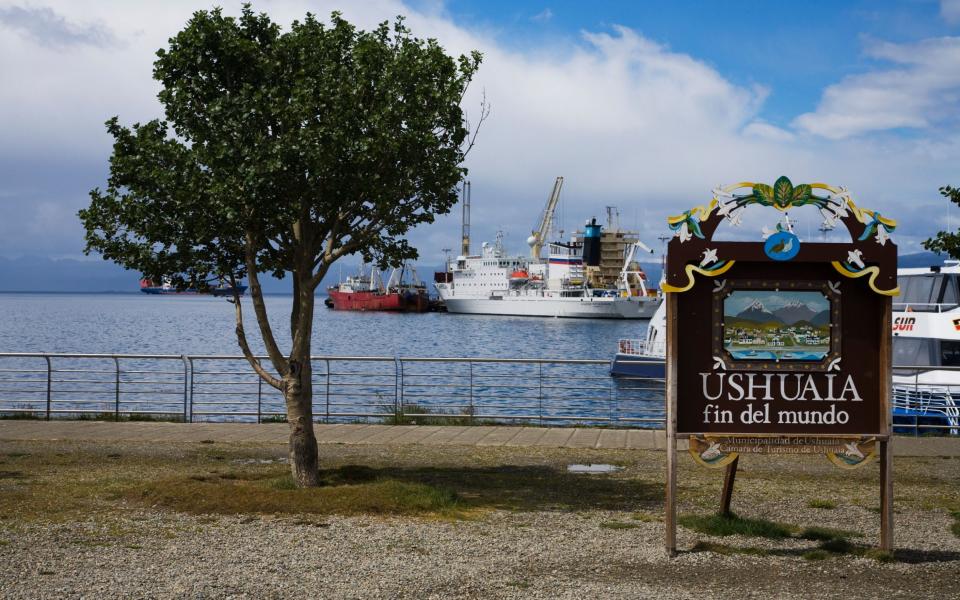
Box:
441 0 952 122
1 0 959 270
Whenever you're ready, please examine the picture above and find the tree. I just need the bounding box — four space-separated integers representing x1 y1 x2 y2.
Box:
923 185 960 259
79 6 483 487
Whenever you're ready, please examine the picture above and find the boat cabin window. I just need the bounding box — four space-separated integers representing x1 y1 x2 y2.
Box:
941 340 960 367
892 337 934 367
897 274 936 307
941 275 959 307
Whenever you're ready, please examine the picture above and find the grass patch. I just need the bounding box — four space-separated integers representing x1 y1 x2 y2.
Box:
599 521 641 530
862 549 895 563
950 511 960 538
807 499 837 510
127 468 463 517
818 537 854 554
802 549 831 561
798 526 859 542
382 403 475 426
631 511 660 522
691 541 769 556
678 513 793 539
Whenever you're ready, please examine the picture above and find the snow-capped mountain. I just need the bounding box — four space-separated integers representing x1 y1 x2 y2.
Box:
772 299 818 325
735 300 784 324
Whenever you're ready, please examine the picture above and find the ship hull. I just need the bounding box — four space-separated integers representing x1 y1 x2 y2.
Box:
610 353 666 378
328 289 429 312
439 294 659 319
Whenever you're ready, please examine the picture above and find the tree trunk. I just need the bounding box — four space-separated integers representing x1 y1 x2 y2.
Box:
284 358 320 486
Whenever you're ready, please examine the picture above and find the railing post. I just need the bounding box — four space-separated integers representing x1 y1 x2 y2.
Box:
610 363 617 424
257 376 263 424
188 356 195 423
394 358 400 423
44 355 51 421
325 359 331 424
181 355 189 423
469 361 474 423
538 362 544 426
114 357 120 421
399 359 405 419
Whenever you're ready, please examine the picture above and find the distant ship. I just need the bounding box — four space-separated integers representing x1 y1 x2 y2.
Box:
139 278 247 297
326 264 429 312
434 177 661 319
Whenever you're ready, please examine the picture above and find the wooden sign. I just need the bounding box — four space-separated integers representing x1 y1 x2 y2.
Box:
662 177 896 555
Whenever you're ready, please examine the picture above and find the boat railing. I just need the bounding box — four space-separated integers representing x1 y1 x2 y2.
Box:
893 302 960 313
0 353 955 435
617 339 665 357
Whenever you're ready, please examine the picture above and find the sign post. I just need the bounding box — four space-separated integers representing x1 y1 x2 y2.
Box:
662 177 897 555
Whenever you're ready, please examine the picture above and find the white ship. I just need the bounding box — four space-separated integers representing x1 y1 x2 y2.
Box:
435 231 660 319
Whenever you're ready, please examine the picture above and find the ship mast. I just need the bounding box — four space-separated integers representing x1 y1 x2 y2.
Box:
461 181 471 257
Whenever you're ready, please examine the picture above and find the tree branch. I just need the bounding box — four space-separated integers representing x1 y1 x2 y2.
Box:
228 274 283 390
244 231 290 377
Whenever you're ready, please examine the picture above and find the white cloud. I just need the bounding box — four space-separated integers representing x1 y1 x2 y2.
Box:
0 5 118 48
793 37 960 139
742 120 795 142
0 0 957 262
942 0 960 24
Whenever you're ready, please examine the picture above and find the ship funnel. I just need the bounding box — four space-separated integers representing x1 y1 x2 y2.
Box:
583 217 602 267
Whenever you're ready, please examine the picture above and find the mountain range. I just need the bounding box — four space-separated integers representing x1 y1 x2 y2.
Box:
734 299 831 327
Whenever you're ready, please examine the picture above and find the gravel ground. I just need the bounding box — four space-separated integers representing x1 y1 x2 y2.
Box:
1 441 959 599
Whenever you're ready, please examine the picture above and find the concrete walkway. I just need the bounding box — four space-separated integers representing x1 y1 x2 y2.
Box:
1 421 959 456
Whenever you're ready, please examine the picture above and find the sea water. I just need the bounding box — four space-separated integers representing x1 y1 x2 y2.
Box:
0 293 661 424
0 293 647 358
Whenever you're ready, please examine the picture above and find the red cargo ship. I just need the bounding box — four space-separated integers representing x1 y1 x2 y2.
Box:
326 266 429 312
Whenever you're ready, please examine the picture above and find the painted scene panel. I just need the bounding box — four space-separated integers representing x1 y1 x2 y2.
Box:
722 290 831 361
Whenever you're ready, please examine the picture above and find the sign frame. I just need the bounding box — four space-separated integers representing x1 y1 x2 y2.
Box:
662 177 896 556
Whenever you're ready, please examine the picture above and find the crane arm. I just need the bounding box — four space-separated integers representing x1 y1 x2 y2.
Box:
529 176 564 259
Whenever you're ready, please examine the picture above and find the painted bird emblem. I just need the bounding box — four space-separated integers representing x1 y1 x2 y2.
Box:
701 442 723 461
770 236 793 255
840 442 864 460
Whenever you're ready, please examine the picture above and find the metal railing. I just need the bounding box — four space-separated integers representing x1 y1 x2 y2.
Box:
1 352 957 435
892 364 960 435
893 302 960 313
0 353 665 427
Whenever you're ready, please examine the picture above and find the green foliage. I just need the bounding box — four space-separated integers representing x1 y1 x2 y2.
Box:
751 176 816 210
678 513 793 539
923 185 960 259
80 5 482 286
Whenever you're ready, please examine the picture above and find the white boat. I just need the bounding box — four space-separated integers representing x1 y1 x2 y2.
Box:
611 299 666 377
891 260 960 433
435 232 660 319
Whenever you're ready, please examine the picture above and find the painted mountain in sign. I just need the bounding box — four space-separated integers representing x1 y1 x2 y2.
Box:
809 309 831 326
773 300 817 325
735 300 784 324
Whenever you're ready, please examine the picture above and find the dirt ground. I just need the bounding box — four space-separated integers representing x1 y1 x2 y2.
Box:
1 439 958 599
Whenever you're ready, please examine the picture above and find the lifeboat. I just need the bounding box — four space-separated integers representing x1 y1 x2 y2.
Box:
509 269 529 281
